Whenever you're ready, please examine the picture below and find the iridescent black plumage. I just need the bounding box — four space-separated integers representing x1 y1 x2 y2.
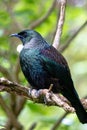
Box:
11 30 87 124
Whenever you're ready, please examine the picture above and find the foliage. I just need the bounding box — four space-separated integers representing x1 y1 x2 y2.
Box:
0 0 87 130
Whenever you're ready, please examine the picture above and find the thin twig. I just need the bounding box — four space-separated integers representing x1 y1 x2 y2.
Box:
53 0 66 49
14 58 21 83
51 112 69 130
28 122 37 130
3 0 23 30
0 95 22 130
59 20 87 52
0 50 9 59
0 65 12 80
15 97 26 116
29 0 56 29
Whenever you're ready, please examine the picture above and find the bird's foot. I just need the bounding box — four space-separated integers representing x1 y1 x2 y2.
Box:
36 87 53 105
28 88 40 101
28 86 54 105
28 88 50 103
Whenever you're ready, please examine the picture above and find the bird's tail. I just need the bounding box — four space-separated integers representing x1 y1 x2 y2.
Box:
72 98 87 124
62 80 87 124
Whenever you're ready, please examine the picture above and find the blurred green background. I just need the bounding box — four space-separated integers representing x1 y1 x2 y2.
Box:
0 0 87 130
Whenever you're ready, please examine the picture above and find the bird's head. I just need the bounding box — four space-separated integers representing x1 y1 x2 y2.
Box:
10 30 42 45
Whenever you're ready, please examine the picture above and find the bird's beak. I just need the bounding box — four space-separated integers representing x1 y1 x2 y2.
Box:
10 33 18 37
10 33 23 39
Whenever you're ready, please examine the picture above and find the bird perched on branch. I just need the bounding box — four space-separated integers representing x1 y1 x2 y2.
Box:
11 30 87 124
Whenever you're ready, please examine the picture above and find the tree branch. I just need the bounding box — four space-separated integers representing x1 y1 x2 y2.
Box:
28 122 37 130
13 58 21 83
29 0 56 29
51 112 69 130
0 65 12 80
3 0 23 30
53 0 66 49
59 20 87 52
0 95 22 130
0 77 87 113
0 50 9 59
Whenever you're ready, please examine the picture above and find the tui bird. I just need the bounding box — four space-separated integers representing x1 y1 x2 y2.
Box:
11 30 87 124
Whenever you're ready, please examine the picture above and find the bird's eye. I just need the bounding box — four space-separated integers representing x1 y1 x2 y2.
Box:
18 31 27 37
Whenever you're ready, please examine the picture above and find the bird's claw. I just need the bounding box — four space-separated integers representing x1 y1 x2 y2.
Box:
28 88 53 105
28 88 40 100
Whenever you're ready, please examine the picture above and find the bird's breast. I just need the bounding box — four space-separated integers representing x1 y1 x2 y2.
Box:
19 49 49 89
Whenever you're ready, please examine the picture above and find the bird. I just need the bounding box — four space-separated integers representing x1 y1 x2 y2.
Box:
10 30 87 124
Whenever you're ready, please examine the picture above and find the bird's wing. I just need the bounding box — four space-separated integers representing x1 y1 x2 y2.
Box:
40 45 71 80
41 45 68 67
41 55 69 81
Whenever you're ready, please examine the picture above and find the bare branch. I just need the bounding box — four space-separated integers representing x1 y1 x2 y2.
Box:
0 65 12 80
28 122 37 130
29 0 56 29
0 95 22 129
13 58 21 83
0 77 87 113
0 50 9 59
53 0 66 49
59 20 87 52
51 112 69 130
15 97 26 116
3 0 23 30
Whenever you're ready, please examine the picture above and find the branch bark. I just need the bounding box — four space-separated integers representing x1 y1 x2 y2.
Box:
51 112 69 130
29 0 56 29
0 65 12 80
59 20 87 52
0 77 87 113
53 0 66 49
0 95 22 130
3 0 23 30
